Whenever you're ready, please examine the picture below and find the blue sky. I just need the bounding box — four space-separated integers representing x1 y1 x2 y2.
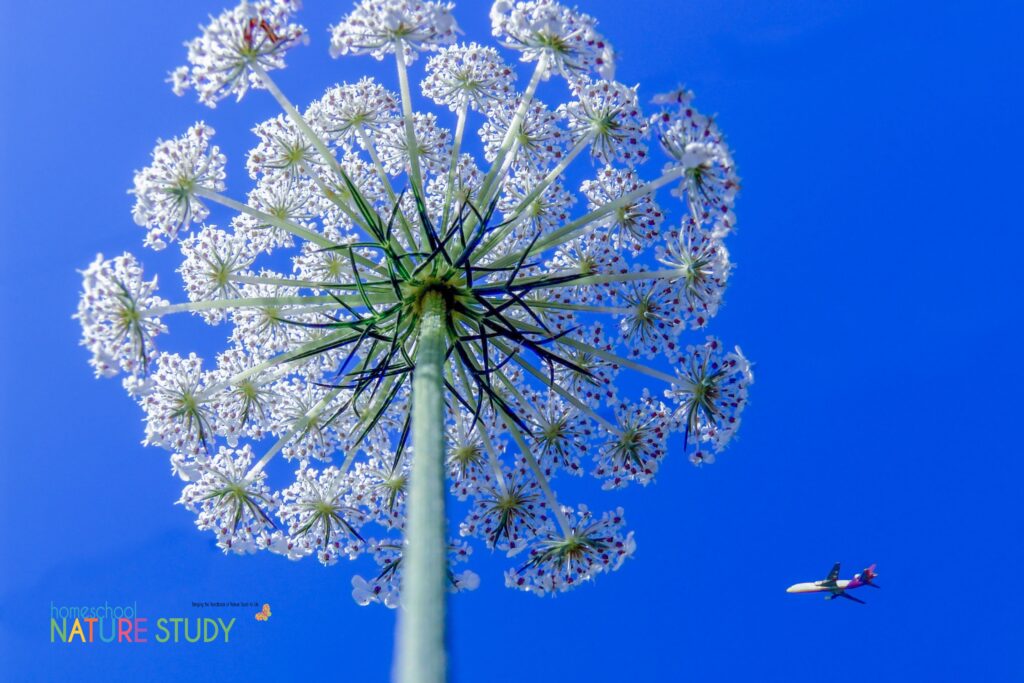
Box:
1 0 1022 681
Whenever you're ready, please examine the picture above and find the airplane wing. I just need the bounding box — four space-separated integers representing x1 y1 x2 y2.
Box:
825 562 841 584
837 591 865 604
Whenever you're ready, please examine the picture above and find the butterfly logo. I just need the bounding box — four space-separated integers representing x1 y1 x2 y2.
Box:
254 603 272 622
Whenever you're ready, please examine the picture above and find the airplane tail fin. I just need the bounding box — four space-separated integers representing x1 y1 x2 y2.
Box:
861 564 879 587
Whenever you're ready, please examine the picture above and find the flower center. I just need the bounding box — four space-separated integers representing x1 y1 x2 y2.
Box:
314 500 336 516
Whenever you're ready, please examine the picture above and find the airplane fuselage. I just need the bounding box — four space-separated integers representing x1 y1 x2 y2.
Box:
786 580 852 594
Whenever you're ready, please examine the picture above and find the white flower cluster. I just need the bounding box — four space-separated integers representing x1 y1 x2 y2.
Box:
76 253 169 379
130 123 226 250
563 79 648 166
79 0 751 606
422 43 515 113
652 89 739 235
506 505 634 594
171 0 308 107
178 444 280 553
490 0 614 82
329 0 459 62
308 78 399 147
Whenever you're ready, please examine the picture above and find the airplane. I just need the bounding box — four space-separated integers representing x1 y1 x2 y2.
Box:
786 563 879 604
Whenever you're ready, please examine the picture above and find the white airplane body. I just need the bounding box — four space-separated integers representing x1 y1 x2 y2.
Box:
787 579 856 593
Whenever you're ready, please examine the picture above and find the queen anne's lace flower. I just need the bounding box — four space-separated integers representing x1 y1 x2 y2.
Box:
80 0 751 612
506 505 634 594
142 352 219 458
350 454 410 528
490 0 614 82
523 389 592 476
422 43 515 112
666 337 753 452
581 166 663 251
479 98 565 169
292 238 360 287
251 173 325 226
131 123 226 250
657 218 731 329
174 0 307 107
269 379 349 462
279 466 366 563
178 227 255 323
545 230 625 304
594 392 671 488
247 114 320 179
307 79 399 150
498 168 576 236
653 93 739 234
563 79 648 166
76 253 169 379
233 174 321 252
425 153 483 218
352 567 402 607
211 346 278 442
461 465 548 555
446 414 500 499
377 112 453 177
616 275 681 359
228 280 305 357
330 0 459 63
178 444 279 554
552 324 620 407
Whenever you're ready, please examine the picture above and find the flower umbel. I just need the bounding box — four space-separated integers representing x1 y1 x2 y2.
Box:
79 3 752 680
76 253 169 379
172 0 308 107
330 0 459 63
130 123 226 250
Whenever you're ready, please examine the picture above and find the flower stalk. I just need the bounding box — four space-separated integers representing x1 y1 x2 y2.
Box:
398 289 449 683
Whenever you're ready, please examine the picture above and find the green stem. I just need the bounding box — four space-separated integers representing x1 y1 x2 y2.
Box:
230 274 394 292
450 57 548 257
247 386 343 478
507 319 688 388
449 354 508 491
527 300 632 315
441 102 468 236
550 267 686 288
251 63 342 183
458 266 685 292
357 124 419 248
486 336 620 435
397 290 448 683
252 64 403 264
194 187 334 249
475 56 548 208
469 133 592 263
149 295 341 316
564 338 681 386
484 169 681 270
395 50 426 202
